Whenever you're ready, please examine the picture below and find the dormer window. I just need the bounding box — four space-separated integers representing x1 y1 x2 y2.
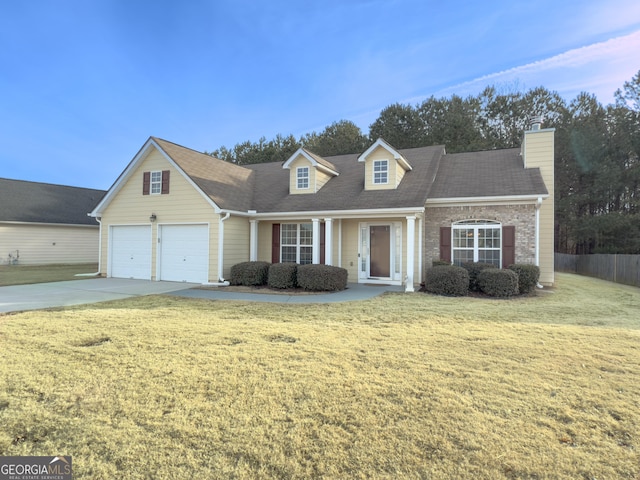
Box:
297 167 309 189
373 160 388 184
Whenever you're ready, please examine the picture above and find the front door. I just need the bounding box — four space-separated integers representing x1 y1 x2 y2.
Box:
369 225 391 277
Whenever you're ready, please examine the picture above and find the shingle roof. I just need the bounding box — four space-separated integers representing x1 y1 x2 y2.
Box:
428 148 548 199
152 139 548 215
0 178 105 225
153 138 256 211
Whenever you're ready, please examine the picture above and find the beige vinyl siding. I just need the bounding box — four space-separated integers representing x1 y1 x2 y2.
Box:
523 129 555 286
100 147 219 281
1 223 99 265
315 170 333 191
340 219 360 281
222 215 250 278
363 146 407 190
288 156 313 194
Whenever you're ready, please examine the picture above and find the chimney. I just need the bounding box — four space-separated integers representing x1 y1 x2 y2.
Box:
529 114 543 131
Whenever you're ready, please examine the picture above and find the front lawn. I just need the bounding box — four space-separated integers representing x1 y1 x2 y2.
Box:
0 263 98 286
0 273 639 479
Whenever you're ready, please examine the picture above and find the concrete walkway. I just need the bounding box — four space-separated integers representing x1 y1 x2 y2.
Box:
0 279 405 313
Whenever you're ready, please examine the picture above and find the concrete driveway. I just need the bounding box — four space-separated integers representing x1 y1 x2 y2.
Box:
0 278 196 313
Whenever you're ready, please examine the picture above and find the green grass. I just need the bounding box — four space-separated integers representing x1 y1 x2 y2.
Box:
0 263 99 286
1 273 639 479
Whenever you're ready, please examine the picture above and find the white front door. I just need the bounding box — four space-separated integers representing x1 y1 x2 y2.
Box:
358 223 402 283
158 224 209 283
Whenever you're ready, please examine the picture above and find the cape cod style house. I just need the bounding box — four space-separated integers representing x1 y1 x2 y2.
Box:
90 124 554 291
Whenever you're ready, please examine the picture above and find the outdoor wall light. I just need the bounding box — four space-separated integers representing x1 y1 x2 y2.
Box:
150 214 157 222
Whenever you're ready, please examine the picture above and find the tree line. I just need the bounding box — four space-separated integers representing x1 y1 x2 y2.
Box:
208 70 640 255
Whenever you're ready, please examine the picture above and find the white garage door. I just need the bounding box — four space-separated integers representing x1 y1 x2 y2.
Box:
159 224 209 283
110 225 152 280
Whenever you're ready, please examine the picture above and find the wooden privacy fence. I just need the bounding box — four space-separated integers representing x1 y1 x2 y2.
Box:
555 253 640 287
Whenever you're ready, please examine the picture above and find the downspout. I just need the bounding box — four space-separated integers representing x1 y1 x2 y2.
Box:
75 216 102 277
535 197 544 289
204 212 231 286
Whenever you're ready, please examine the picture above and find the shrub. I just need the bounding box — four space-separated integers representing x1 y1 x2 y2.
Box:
462 262 497 292
508 264 540 294
268 263 298 289
478 269 519 297
296 264 348 291
432 260 451 267
229 261 270 286
424 265 469 297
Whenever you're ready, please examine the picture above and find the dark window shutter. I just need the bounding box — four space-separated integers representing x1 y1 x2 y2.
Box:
320 222 326 265
502 225 515 267
143 171 150 195
271 224 280 263
161 170 170 194
440 227 451 263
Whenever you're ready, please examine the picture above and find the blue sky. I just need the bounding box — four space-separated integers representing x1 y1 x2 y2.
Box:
1 0 639 190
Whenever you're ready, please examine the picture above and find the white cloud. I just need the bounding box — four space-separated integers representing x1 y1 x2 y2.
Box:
433 30 640 104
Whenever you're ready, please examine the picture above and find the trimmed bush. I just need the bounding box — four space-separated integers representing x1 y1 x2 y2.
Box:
229 261 270 286
508 264 540 294
424 265 469 297
462 262 497 292
296 264 348 291
478 269 519 297
432 260 451 267
268 263 298 289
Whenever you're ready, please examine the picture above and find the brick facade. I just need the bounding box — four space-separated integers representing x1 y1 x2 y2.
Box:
422 204 537 281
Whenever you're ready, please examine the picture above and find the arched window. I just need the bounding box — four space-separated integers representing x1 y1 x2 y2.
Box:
452 220 502 267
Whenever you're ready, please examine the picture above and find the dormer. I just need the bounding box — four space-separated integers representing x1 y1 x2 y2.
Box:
358 138 412 190
283 148 339 194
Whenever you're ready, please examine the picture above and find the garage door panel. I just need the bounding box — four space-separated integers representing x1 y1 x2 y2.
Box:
111 226 151 280
159 225 209 283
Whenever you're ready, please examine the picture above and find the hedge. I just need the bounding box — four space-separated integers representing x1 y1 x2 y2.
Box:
424 265 469 297
296 264 348 291
268 263 298 289
478 269 519 297
462 262 497 292
229 261 270 286
508 264 540 294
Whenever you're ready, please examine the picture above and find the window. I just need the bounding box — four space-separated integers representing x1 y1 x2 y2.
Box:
452 220 501 267
373 160 388 184
150 171 162 194
281 223 313 264
297 167 309 189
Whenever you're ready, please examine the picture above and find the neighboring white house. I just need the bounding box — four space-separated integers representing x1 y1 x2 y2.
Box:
0 178 105 265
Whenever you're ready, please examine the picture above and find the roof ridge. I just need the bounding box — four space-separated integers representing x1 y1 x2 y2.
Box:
0 177 106 193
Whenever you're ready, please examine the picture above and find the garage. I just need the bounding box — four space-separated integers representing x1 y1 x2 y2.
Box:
158 224 209 283
110 225 152 280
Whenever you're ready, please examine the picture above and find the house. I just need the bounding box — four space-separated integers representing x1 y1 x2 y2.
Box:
90 124 554 291
0 178 105 265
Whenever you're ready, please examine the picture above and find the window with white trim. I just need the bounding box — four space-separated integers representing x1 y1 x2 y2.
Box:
373 160 388 184
281 223 313 264
452 220 501 267
150 171 162 194
297 167 309 189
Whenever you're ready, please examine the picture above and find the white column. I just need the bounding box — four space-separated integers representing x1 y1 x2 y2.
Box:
405 216 416 292
249 219 258 261
324 218 333 265
312 218 320 264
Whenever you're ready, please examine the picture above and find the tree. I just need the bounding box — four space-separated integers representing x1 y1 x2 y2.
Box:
368 103 425 148
302 120 368 156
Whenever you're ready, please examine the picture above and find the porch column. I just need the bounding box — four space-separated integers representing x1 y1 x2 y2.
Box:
406 215 416 292
249 219 258 261
312 218 320 264
324 218 333 265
